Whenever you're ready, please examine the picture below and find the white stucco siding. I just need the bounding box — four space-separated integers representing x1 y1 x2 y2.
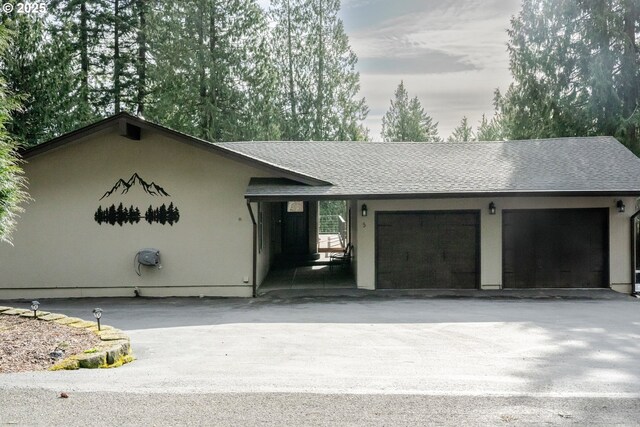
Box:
356 197 635 293
0 129 275 298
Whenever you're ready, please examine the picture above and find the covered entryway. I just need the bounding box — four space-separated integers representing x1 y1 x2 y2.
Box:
375 211 480 289
503 208 608 288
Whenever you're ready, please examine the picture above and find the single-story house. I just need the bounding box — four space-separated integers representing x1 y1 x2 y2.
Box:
2 112 640 298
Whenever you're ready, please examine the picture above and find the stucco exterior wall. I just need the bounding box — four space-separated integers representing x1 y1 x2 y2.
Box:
0 128 274 298
355 197 635 293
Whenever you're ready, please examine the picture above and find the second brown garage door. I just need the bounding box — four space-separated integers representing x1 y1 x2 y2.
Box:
376 211 479 289
503 209 608 288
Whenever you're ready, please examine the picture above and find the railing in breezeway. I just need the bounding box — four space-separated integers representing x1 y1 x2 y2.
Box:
319 215 347 248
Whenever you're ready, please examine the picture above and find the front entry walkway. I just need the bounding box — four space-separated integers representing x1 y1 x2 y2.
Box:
258 264 356 295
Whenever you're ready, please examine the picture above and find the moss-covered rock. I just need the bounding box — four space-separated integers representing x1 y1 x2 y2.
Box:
76 351 107 369
2 308 30 315
50 358 80 371
39 313 67 321
19 310 50 318
53 317 84 325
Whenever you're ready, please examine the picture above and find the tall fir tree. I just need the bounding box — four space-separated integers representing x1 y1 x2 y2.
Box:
0 10 80 146
498 0 640 153
448 116 474 142
475 109 504 142
270 0 368 141
381 81 441 142
146 0 280 142
0 26 27 241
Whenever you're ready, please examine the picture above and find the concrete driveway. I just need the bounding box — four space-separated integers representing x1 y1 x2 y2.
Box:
1 292 640 424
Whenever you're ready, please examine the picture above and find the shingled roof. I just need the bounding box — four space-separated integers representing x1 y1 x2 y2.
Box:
20 113 640 200
218 137 640 200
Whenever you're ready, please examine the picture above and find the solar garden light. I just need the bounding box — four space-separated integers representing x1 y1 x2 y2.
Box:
30 300 40 319
92 308 103 331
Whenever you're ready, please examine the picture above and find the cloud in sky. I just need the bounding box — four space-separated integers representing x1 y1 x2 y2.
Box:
343 0 521 140
257 0 522 140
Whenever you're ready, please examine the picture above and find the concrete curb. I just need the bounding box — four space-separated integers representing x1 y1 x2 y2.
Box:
0 305 133 370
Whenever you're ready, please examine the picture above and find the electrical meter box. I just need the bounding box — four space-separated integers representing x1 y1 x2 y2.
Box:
138 249 160 266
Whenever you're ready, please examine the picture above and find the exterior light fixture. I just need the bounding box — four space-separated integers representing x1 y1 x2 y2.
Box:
30 300 40 319
489 202 496 215
361 204 368 217
617 200 625 213
92 308 103 331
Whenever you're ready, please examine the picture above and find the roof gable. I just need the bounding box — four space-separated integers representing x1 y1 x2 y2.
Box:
19 112 331 187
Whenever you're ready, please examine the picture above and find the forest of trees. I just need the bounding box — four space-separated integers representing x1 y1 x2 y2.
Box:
95 202 180 226
0 0 369 147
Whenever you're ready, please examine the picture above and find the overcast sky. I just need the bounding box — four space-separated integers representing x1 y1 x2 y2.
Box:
258 0 522 140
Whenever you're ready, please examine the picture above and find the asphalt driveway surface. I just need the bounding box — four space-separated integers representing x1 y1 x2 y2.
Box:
1 292 640 425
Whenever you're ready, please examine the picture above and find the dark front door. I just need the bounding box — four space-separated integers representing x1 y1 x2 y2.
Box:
503 209 608 288
282 202 309 255
376 211 479 289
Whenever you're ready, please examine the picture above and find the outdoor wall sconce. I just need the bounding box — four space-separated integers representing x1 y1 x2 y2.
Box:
489 202 496 215
92 308 103 331
361 204 368 217
30 300 40 319
617 200 625 213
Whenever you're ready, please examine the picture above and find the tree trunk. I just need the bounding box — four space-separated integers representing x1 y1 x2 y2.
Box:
209 0 218 141
622 0 639 152
136 0 147 115
286 0 297 140
114 0 121 113
314 0 324 140
80 1 89 110
197 1 207 138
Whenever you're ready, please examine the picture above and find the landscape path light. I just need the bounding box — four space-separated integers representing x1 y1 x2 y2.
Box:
30 300 40 319
93 308 103 331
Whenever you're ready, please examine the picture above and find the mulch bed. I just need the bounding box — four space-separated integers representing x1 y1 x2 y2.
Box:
0 316 102 373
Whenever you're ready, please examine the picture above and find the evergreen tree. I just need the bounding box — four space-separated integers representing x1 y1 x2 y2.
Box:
167 202 175 225
0 11 79 146
498 0 640 153
145 205 153 224
475 111 504 142
107 204 117 225
95 206 103 224
270 0 368 141
116 202 125 225
448 116 474 142
0 25 26 242
381 81 441 142
48 0 108 122
146 0 279 141
158 203 167 225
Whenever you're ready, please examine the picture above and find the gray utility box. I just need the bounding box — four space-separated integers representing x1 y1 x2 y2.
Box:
138 249 160 266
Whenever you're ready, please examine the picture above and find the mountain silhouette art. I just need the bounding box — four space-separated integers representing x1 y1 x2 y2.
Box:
99 173 170 200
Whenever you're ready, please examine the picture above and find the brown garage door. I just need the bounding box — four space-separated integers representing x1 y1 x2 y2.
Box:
376 211 479 289
503 209 608 288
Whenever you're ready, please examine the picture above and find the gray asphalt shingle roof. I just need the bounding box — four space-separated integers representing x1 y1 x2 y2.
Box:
218 136 640 199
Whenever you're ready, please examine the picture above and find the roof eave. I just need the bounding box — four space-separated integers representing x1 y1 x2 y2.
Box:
245 190 640 202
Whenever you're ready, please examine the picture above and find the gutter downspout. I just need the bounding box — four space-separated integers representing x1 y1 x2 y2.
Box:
246 201 258 298
630 210 640 297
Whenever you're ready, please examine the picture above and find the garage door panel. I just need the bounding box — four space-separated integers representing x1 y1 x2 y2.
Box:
503 209 608 289
376 211 479 289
